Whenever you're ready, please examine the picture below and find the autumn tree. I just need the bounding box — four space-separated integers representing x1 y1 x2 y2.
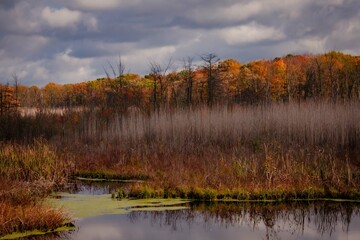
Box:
218 59 241 103
323 51 341 101
240 60 268 104
347 56 360 99
5 51 359 111
283 54 308 101
0 83 19 115
43 82 65 107
270 58 287 101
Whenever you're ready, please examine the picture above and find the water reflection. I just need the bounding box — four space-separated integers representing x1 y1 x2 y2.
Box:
127 201 360 240
68 201 359 240
66 180 130 195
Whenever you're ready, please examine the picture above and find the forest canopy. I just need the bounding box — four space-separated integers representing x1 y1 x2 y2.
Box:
1 51 359 114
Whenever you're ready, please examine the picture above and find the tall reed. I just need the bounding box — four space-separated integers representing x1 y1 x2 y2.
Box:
73 101 359 152
63 101 359 198
0 139 73 185
0 201 69 237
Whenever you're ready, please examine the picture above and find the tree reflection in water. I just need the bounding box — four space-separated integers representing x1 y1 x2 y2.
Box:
128 201 360 240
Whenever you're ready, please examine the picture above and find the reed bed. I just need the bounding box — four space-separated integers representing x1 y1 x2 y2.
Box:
74 101 359 152
0 140 73 185
64 101 360 199
1 101 359 202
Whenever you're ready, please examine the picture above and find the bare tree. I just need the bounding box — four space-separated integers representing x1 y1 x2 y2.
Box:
104 56 128 111
314 56 323 99
149 58 173 111
201 53 220 106
183 57 194 106
12 73 19 106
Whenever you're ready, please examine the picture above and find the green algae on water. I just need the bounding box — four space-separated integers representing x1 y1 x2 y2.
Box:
0 226 76 240
47 193 190 219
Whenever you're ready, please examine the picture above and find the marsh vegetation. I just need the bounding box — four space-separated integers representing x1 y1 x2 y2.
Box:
1 51 360 238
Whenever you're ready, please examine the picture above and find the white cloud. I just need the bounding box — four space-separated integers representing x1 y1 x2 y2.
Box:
73 0 127 10
273 37 327 56
187 0 314 24
122 45 177 74
41 7 82 28
0 1 42 33
299 37 327 53
325 11 360 51
40 6 98 31
187 1 262 24
0 49 99 86
49 49 97 83
218 22 285 46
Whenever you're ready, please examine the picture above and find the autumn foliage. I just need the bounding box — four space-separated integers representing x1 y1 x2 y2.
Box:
1 51 357 114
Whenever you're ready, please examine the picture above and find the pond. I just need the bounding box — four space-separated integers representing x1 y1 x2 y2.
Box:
41 180 360 240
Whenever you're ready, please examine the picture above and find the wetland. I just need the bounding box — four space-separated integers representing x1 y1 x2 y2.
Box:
1 102 359 239
9 180 360 240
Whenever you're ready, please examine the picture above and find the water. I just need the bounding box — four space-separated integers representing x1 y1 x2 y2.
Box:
49 181 360 240
67 179 128 195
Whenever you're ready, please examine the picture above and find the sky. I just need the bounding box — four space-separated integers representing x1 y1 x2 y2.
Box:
0 0 359 86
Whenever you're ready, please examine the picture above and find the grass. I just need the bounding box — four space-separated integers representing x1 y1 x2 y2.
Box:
69 101 360 151
113 184 360 201
74 170 150 181
0 202 70 237
0 141 74 238
0 101 359 237
0 139 73 185
64 101 359 201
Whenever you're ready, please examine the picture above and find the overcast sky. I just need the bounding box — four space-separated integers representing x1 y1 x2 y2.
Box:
0 0 359 86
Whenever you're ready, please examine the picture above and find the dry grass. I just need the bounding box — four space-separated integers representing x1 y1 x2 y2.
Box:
66 101 360 199
0 139 73 185
1 101 359 202
0 201 68 236
0 141 73 237
71 101 359 152
0 179 69 237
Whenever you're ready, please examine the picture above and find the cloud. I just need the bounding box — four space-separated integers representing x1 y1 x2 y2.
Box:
186 0 314 25
1 35 50 59
1 0 360 86
0 1 42 34
325 10 360 52
72 0 126 10
0 48 99 86
41 7 82 28
41 7 98 31
218 22 285 46
121 45 177 74
186 2 262 24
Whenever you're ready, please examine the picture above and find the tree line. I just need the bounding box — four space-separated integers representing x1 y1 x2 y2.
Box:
1 51 359 114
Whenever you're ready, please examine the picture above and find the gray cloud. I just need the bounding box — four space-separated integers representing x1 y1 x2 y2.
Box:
0 0 359 86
